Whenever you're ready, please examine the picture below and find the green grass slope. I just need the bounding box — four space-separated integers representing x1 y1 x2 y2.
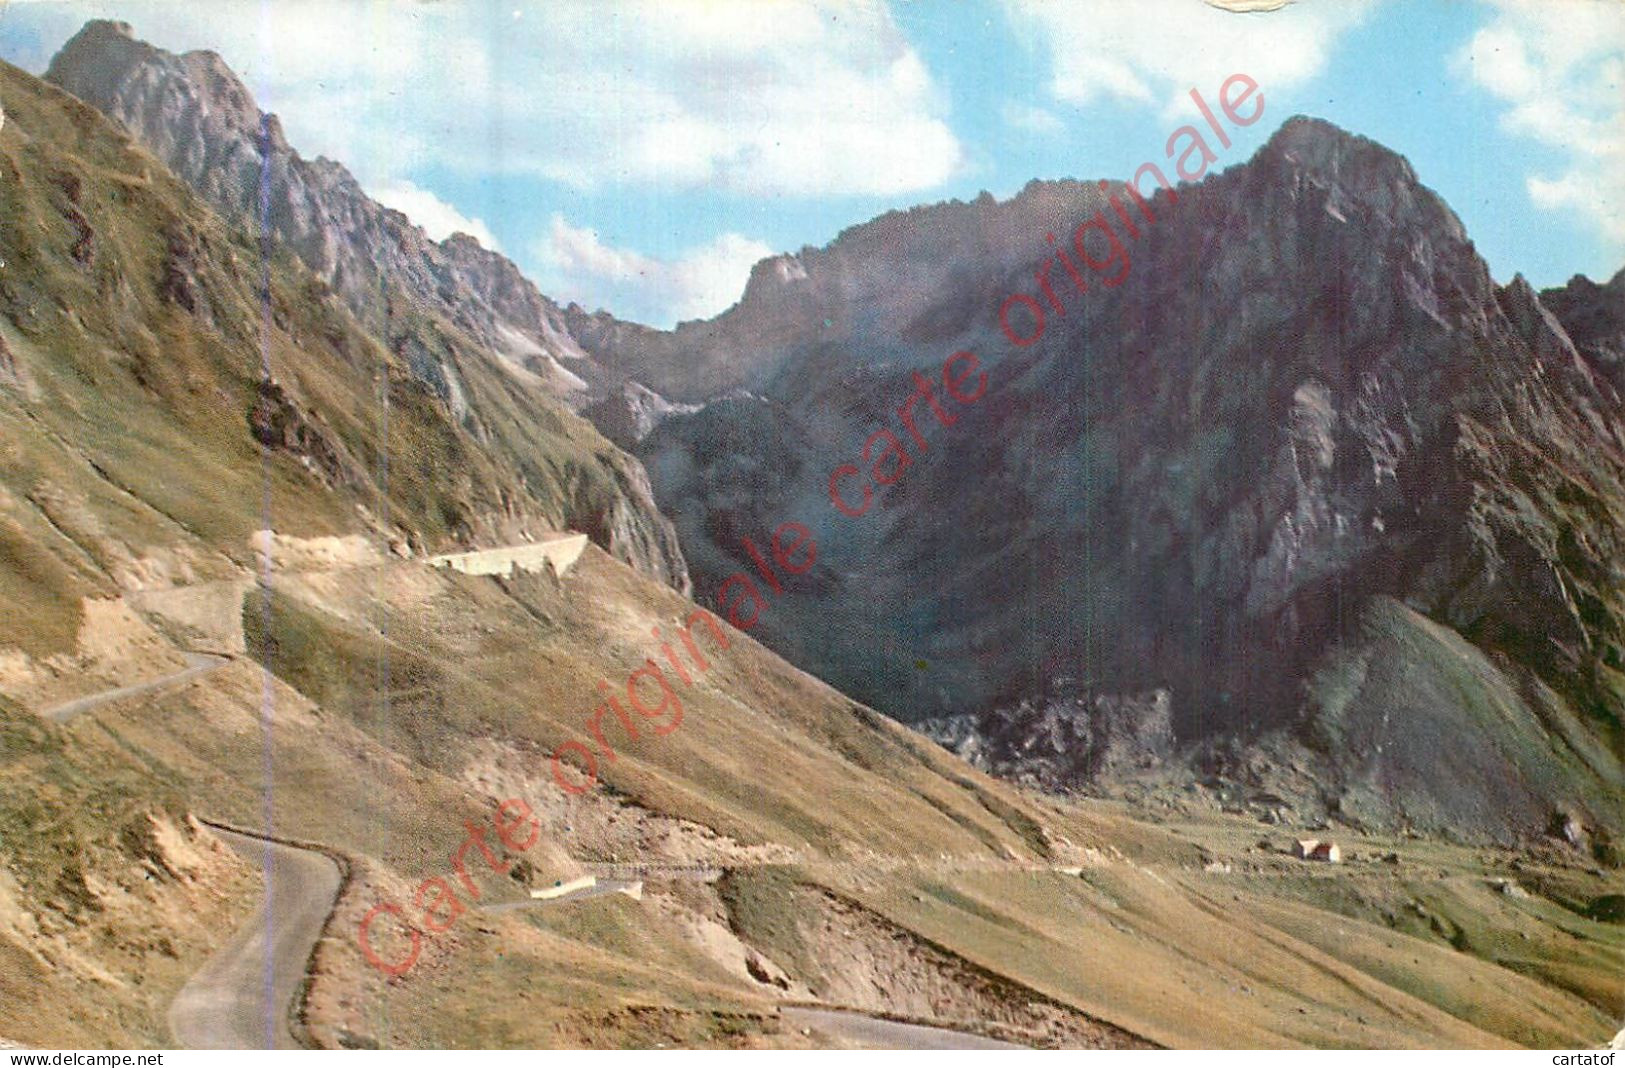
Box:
0 696 256 1046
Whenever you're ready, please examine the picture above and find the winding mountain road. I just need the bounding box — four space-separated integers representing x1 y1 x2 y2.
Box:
34 633 1042 1050
33 652 340 1048
43 652 230 724
168 827 341 1050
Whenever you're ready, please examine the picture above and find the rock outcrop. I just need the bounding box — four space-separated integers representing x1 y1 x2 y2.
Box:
0 329 21 392
921 686 1174 792
581 381 701 451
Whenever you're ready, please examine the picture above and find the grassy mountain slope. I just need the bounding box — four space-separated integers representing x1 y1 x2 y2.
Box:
9 542 1616 1049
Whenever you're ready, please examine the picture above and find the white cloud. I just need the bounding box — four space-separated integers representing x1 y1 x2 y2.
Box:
372 180 500 251
44 0 962 200
1001 100 1065 135
532 215 773 327
1002 0 1375 118
1453 0 1625 244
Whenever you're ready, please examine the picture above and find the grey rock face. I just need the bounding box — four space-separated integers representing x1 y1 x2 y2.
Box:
43 19 1620 840
1542 267 1625 400
581 381 702 450
46 21 639 407
0 330 20 392
250 378 366 491
631 119 1623 839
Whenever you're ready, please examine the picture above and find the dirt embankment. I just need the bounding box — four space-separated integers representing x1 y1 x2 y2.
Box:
0 811 257 1048
764 882 1151 1048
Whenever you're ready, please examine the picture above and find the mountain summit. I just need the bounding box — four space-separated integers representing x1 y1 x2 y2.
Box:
627 117 1623 841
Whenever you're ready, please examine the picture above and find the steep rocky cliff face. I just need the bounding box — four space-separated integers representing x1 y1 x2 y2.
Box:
631 120 1622 841
43 20 688 590
565 180 1116 404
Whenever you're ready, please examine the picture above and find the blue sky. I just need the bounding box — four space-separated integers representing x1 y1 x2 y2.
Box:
1 0 1621 327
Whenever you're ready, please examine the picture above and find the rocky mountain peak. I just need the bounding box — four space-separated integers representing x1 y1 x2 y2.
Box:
629 104 1624 841
46 20 585 390
1262 115 1417 181
49 20 278 150
73 17 134 42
